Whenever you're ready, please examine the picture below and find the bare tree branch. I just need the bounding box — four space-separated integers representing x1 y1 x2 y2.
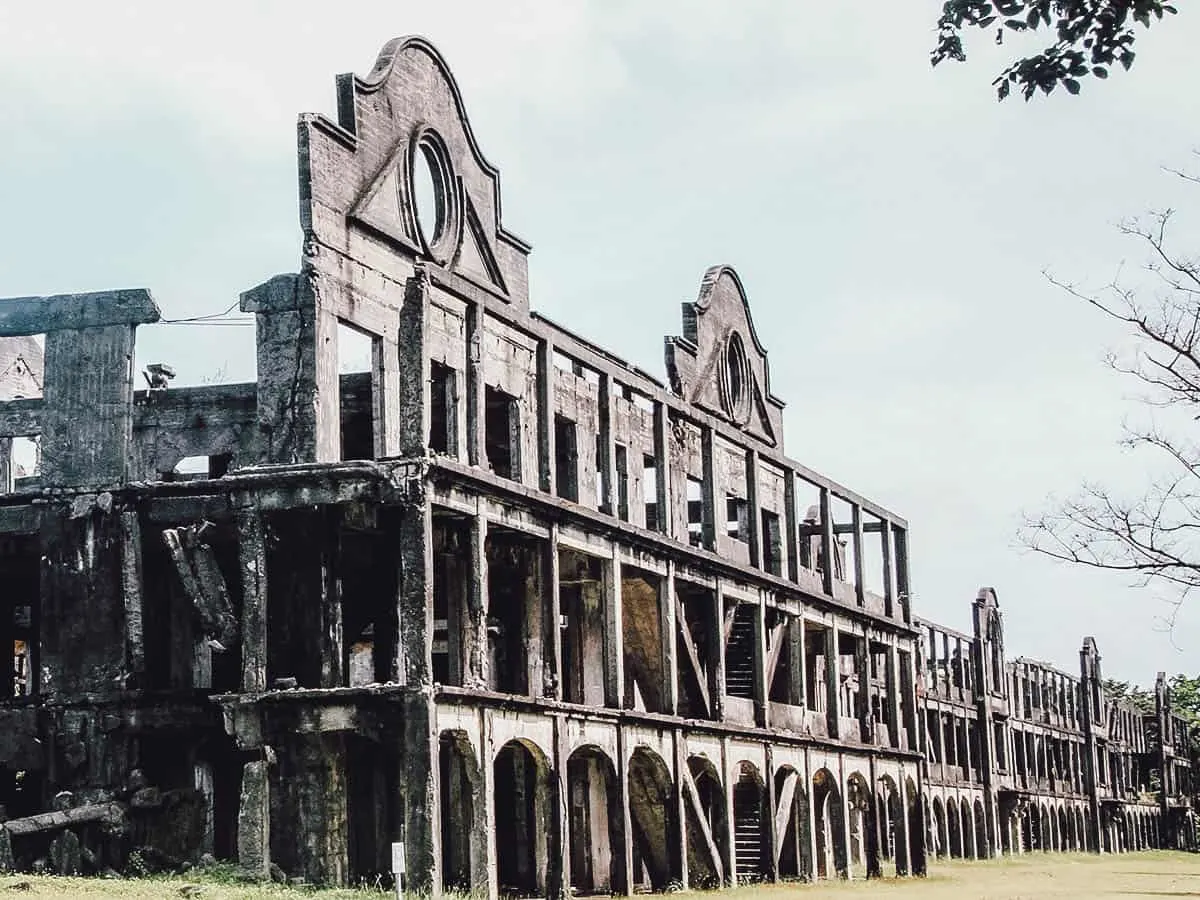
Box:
1022 179 1200 626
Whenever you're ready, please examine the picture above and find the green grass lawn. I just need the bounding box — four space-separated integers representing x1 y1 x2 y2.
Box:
0 851 1196 899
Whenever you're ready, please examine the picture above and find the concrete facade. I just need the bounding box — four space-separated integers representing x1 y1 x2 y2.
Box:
0 36 1191 891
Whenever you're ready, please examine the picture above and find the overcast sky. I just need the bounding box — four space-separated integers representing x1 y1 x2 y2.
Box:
2 2 1198 683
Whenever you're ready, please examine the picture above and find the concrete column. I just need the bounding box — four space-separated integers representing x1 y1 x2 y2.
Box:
617 728 634 896
672 730 689 890
598 374 617 516
745 448 761 569
397 502 433 688
605 546 624 709
825 624 840 739
700 426 716 551
754 589 768 728
880 518 894 617
652 403 671 534
664 561 679 716
237 756 270 879
765 744 779 882
466 507 489 689
465 301 486 468
537 340 555 495
850 504 865 606
237 502 268 692
783 471 799 582
713 581 727 721
818 489 834 596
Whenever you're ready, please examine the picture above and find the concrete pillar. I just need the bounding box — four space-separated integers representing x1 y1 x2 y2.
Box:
237 757 270 879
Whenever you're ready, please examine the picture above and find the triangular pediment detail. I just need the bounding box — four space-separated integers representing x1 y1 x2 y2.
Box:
348 138 421 253
453 194 508 295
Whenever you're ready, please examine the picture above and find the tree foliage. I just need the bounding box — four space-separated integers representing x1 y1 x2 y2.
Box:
932 1 1177 100
1167 673 1200 726
1104 677 1155 714
1021 162 1200 625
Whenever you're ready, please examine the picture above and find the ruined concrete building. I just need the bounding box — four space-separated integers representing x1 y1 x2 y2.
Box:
0 35 1192 892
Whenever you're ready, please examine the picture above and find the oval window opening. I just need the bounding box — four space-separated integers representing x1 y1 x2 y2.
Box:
413 141 444 248
726 332 748 412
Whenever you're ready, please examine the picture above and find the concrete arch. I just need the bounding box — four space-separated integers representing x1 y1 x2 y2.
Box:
628 746 679 891
812 767 847 879
684 754 728 889
773 765 810 882
732 761 768 883
907 777 924 875
493 738 556 897
973 799 988 860
845 771 877 879
439 729 488 895
960 797 975 860
566 744 626 896
931 796 948 859
875 776 898 863
948 796 964 858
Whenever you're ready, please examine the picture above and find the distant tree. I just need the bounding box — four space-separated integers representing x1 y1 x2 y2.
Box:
1104 678 1155 714
932 1 1178 100
1167 673 1200 726
1021 160 1200 626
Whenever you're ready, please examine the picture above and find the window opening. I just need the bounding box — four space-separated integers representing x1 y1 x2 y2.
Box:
429 362 457 455
484 386 519 480
554 415 578 502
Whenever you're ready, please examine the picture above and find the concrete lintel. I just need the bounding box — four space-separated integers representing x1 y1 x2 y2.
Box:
239 273 300 313
0 289 160 335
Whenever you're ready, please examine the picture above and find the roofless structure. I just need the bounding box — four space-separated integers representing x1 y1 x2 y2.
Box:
0 36 1190 891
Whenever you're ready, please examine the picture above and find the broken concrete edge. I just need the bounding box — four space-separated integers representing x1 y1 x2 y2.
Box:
3 801 126 837
0 289 160 337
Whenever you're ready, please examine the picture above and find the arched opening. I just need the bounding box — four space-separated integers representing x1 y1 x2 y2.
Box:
1000 803 1018 855
684 755 728 888
628 747 678 891
906 778 924 875
567 746 625 895
1057 807 1069 853
1085 808 1097 853
493 739 555 897
960 799 975 860
439 731 485 894
931 797 948 859
845 772 877 879
877 775 907 875
732 762 768 883
948 797 963 858
1076 808 1086 852
812 768 847 879
973 799 988 859
1040 803 1054 853
773 766 811 882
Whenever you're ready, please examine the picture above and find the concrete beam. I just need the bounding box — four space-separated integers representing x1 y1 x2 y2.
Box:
0 289 160 336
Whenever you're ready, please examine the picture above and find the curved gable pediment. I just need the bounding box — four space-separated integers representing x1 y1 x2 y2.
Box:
300 36 530 306
664 266 785 449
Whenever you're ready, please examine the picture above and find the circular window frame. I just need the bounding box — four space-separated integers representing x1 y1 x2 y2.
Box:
719 331 752 425
407 127 459 265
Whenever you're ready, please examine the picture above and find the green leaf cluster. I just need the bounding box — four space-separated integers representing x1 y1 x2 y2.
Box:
932 1 1177 99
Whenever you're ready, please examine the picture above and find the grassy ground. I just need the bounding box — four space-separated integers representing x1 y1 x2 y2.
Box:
0 851 1196 898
